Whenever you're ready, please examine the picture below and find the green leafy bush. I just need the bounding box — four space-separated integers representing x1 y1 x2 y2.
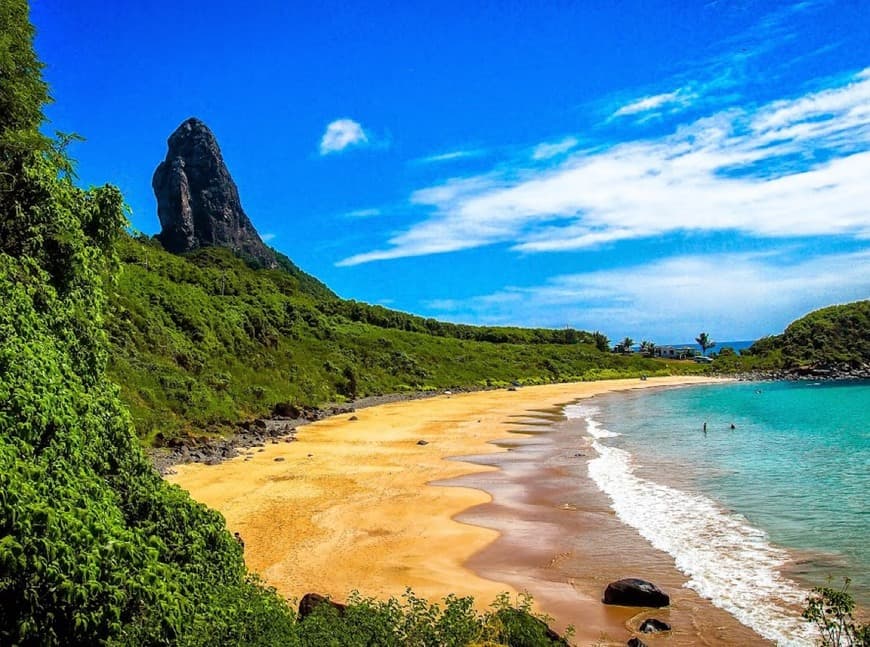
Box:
803 579 869 647
295 590 571 647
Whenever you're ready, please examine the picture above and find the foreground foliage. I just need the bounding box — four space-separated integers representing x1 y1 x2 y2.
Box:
296 591 571 647
0 2 299 643
803 580 869 647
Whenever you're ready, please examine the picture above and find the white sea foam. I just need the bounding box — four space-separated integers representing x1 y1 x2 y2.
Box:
585 433 818 646
564 403 620 438
564 402 596 420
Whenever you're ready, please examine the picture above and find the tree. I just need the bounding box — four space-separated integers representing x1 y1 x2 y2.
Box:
562 327 578 344
695 332 716 356
640 340 656 357
0 0 51 157
803 579 869 646
592 331 609 353
620 337 634 353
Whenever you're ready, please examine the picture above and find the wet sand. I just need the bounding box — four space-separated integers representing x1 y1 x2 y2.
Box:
167 376 763 645
449 407 773 645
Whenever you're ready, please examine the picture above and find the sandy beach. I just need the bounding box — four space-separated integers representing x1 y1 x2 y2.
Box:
168 376 758 644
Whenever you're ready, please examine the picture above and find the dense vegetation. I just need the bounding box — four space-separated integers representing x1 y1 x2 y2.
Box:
0 2 304 643
108 236 699 442
743 301 870 370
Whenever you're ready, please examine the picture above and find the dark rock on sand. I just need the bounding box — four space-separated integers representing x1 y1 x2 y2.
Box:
416 439 429 446
153 117 278 268
639 618 671 633
298 593 346 620
604 578 670 607
627 638 648 647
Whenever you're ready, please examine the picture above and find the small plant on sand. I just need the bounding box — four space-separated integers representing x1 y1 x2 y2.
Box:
803 578 869 646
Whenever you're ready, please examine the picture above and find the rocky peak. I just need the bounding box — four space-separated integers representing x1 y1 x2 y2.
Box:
153 117 277 268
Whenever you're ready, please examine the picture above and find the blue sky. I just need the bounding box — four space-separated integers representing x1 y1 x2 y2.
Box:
31 0 869 343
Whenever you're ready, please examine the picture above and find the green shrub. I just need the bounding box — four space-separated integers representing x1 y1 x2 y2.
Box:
295 590 571 647
803 579 869 647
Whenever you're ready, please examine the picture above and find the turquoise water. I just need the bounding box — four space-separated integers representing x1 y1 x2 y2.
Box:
573 379 869 644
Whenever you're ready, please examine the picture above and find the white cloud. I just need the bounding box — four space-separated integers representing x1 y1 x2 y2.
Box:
344 208 381 218
612 89 697 118
414 149 486 164
338 67 870 267
532 137 579 160
424 250 870 342
319 118 368 155
261 232 277 242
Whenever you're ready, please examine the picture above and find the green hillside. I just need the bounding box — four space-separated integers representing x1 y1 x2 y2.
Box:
743 300 870 372
109 235 695 443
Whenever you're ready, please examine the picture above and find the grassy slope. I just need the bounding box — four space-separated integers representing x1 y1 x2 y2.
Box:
108 235 706 442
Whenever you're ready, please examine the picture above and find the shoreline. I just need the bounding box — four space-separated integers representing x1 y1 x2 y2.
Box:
167 376 735 643
449 389 775 645
150 373 868 475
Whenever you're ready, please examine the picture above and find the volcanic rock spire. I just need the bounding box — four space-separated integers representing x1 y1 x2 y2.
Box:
153 118 277 268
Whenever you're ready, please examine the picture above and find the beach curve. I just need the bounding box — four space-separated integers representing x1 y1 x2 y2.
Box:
167 376 726 641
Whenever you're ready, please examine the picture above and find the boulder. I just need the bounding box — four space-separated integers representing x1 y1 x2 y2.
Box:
272 402 302 418
298 593 346 620
638 618 671 633
153 118 277 269
603 579 670 607
627 638 648 647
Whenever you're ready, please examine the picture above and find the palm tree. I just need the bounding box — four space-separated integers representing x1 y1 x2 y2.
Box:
695 332 716 356
620 337 634 353
640 340 656 357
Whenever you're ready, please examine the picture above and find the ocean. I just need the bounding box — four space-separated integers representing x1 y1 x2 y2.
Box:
574 379 869 645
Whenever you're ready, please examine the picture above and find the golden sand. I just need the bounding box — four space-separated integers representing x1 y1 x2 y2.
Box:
168 377 720 633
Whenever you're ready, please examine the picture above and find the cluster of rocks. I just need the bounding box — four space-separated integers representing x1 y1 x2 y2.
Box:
148 387 504 474
150 404 356 475
603 578 672 646
733 362 870 382
784 362 870 380
150 418 296 475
